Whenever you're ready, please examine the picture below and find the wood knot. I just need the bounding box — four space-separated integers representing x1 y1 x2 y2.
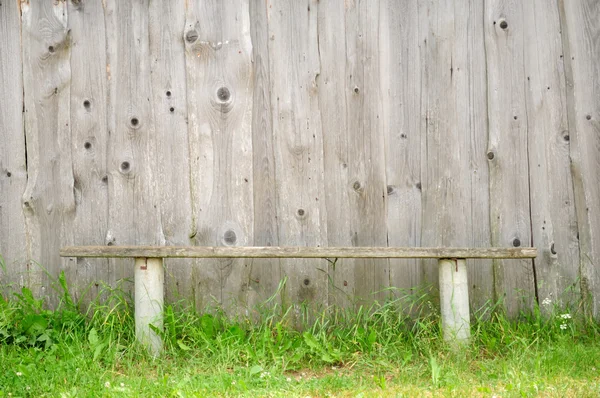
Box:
129 117 140 129
217 86 231 102
512 238 521 247
120 161 131 174
185 30 199 43
223 229 237 245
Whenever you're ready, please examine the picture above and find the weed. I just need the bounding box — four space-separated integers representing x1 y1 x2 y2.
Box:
1 274 599 397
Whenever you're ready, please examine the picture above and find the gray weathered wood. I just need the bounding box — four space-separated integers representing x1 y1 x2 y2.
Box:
344 0 389 304
380 0 425 301
559 0 600 317
248 0 282 309
419 0 474 299
484 0 536 316
523 0 580 310
149 0 194 304
104 0 162 295
61 246 537 259
21 1 74 305
67 0 110 306
267 0 328 313
0 0 28 293
184 0 255 310
318 0 388 307
461 0 495 312
3 0 599 317
317 0 354 308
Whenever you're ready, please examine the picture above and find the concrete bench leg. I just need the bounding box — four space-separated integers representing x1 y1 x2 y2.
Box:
438 258 471 343
134 257 164 356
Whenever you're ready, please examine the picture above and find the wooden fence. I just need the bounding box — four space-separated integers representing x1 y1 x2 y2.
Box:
1 0 598 317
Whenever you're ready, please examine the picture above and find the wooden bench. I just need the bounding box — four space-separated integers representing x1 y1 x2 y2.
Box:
60 246 537 355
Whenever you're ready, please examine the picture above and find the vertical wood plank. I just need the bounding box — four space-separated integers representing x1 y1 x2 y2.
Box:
149 0 194 304
248 0 282 308
104 0 162 295
380 0 424 300
0 0 28 293
267 0 328 315
67 0 110 306
317 0 354 307
455 0 494 311
559 0 600 316
343 0 389 304
522 0 580 309
484 0 536 315
417 0 494 313
21 1 74 305
184 0 255 311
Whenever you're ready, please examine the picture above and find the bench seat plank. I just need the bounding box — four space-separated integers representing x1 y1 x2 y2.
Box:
60 246 536 259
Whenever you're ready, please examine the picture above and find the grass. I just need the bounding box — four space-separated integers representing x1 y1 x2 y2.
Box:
1 272 600 397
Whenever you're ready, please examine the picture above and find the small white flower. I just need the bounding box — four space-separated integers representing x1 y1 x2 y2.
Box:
15 372 22 377
542 298 552 306
560 323 567 330
561 313 572 319
120 383 125 388
104 381 111 388
231 381 236 385
286 377 292 382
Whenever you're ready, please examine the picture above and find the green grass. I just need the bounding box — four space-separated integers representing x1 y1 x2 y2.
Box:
1 273 600 397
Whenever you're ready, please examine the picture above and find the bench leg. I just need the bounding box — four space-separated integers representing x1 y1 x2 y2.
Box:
438 258 471 343
134 257 164 356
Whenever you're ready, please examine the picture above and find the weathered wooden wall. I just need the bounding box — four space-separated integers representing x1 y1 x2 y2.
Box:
1 0 598 317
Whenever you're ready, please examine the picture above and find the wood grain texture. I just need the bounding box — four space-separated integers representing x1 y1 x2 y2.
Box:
67 0 110 306
343 0 389 304
184 0 254 310
0 0 28 293
21 0 74 305
380 0 424 299
2 1 599 316
149 0 194 303
522 0 580 309
484 0 536 315
60 246 537 259
463 0 495 311
559 0 600 316
416 0 494 312
317 0 354 307
104 0 162 295
248 0 282 308
419 0 472 294
267 0 328 314
319 0 389 306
